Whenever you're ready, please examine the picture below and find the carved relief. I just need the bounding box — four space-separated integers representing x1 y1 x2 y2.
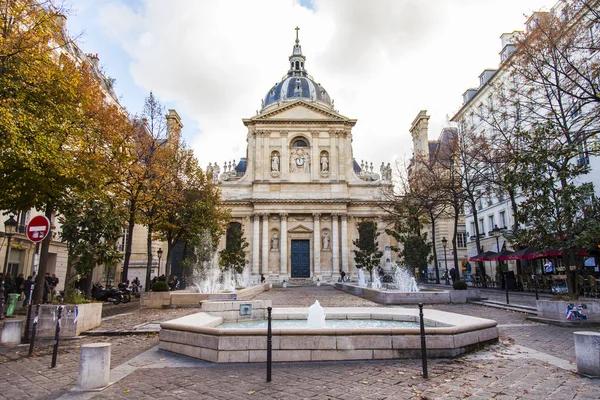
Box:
290 147 310 172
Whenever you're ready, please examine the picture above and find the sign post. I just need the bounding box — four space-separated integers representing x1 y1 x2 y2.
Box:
24 215 50 342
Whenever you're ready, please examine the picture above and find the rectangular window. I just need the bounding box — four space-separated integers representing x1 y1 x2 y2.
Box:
499 211 506 229
119 228 129 252
488 215 495 233
470 222 476 240
457 232 467 248
479 219 485 236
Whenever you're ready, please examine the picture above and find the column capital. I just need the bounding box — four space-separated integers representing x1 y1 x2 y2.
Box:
279 213 288 219
331 213 339 218
261 213 269 218
313 213 321 219
340 213 348 221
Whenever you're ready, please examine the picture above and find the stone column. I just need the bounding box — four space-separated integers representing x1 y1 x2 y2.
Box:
341 214 348 272
280 213 288 276
252 214 260 275
332 214 339 274
313 213 321 277
262 213 269 274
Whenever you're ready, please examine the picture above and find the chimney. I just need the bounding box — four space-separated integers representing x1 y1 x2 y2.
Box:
88 53 99 70
166 109 183 145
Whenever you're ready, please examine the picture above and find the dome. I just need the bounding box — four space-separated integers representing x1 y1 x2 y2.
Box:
261 28 333 111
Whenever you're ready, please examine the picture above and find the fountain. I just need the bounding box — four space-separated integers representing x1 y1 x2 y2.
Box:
334 262 480 305
372 275 382 289
190 255 247 293
393 264 419 292
357 269 366 287
141 252 266 309
159 300 499 363
307 300 326 328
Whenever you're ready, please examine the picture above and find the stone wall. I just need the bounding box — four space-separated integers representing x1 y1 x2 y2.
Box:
28 302 102 338
537 300 600 322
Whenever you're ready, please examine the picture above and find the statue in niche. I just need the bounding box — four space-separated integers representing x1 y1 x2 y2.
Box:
271 153 280 172
322 231 330 250
271 233 279 250
320 153 329 172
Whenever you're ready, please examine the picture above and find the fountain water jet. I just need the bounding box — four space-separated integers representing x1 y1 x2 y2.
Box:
393 263 419 292
307 300 326 328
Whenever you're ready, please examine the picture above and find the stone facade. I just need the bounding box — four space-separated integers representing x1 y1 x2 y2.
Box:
217 34 393 283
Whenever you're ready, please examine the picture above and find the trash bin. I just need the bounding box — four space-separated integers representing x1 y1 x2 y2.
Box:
5 293 20 317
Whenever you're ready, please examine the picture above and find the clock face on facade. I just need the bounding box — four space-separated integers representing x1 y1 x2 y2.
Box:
295 157 304 166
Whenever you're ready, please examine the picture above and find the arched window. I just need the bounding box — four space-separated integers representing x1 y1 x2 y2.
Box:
225 222 242 251
291 139 308 147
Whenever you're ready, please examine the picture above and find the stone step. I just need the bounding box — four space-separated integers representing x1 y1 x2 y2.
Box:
286 278 318 286
469 300 538 315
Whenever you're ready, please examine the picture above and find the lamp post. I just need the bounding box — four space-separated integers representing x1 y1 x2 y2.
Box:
1 215 18 319
157 248 163 277
442 237 449 285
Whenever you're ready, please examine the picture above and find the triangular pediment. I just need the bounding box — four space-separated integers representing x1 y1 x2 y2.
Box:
253 100 346 121
288 224 313 233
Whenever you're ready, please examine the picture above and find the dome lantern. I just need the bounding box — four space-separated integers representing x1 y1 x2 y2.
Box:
261 27 333 112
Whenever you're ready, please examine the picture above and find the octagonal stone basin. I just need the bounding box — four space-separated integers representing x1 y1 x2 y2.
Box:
159 307 498 363
334 283 481 304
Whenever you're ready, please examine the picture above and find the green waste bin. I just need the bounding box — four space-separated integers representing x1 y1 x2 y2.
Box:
6 293 20 317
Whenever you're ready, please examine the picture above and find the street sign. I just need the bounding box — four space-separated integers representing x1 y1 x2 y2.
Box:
26 215 51 243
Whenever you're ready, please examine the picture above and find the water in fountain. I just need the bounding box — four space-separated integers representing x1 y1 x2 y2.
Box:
190 253 249 293
307 300 326 328
372 275 382 289
357 269 366 287
392 263 419 292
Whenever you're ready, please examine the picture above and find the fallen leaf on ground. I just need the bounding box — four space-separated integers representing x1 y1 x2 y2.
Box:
247 391 255 395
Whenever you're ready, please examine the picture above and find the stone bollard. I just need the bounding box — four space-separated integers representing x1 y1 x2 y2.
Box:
77 343 111 390
574 331 600 378
1 320 23 346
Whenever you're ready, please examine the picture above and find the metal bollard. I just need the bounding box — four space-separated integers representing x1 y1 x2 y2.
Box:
418 303 428 379
266 306 272 382
28 304 41 356
51 306 63 368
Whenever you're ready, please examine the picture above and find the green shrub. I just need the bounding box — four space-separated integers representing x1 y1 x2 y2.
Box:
152 281 170 292
453 281 468 290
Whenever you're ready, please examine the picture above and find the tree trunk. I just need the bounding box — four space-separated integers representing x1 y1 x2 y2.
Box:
121 199 136 282
430 212 439 284
145 224 154 292
452 195 460 280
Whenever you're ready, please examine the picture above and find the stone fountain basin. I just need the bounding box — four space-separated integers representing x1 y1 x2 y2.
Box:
334 283 481 304
159 306 498 363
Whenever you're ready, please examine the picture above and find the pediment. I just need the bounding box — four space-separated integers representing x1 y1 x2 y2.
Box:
254 100 346 122
288 224 313 233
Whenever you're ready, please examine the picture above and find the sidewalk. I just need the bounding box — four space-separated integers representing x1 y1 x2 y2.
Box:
1 286 599 399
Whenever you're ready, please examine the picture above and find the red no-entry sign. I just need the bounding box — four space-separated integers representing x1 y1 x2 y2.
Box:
27 215 51 243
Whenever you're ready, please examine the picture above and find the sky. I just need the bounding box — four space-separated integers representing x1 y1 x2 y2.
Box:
65 0 556 169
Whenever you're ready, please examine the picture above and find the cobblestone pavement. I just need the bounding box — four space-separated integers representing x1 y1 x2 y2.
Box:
0 285 599 399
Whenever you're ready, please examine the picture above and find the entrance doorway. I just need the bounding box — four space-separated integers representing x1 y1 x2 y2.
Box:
291 240 310 278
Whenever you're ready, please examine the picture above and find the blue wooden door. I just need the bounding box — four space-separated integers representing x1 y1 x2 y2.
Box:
291 240 310 278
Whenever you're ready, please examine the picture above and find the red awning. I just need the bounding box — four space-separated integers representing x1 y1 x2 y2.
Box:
469 251 498 262
502 247 537 261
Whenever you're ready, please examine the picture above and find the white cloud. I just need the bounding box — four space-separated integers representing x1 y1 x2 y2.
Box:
90 0 554 168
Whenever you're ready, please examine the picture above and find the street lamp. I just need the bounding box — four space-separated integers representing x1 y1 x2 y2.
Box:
157 248 163 277
490 225 502 254
1 215 18 319
441 236 449 285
